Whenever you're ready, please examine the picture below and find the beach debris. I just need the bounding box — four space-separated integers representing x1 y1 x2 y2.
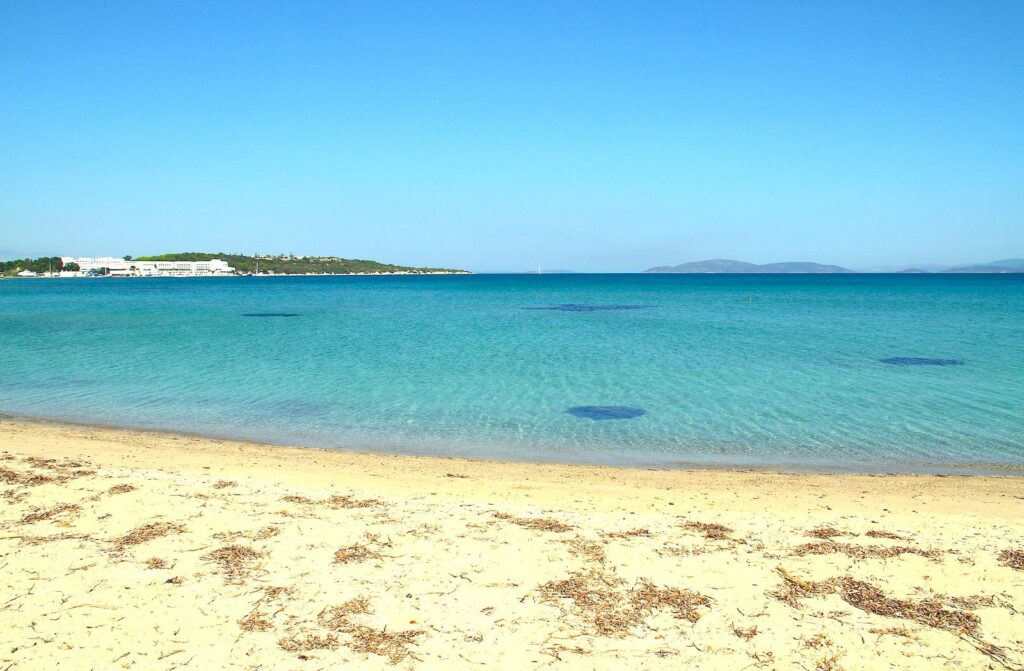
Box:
806 526 848 539
2 489 29 503
239 609 274 632
19 502 80 524
106 484 136 495
263 585 293 600
865 530 910 540
564 537 607 564
253 525 281 540
524 304 652 312
278 633 339 652
602 527 653 539
202 544 262 583
281 494 317 504
145 557 170 569
879 357 964 366
804 633 834 649
212 480 237 489
682 520 733 541
870 626 915 639
733 624 758 640
214 525 281 542
0 467 56 486
327 494 382 509
280 493 381 509
771 567 835 607
333 544 380 564
316 598 423 664
538 570 711 637
792 541 939 560
113 521 186 550
997 549 1023 571
772 566 1012 666
492 511 573 532
659 544 714 557
348 626 423 664
816 652 845 671
567 406 646 420
318 597 373 629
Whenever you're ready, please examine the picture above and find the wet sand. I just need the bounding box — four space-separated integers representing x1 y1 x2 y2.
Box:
1 419 1022 669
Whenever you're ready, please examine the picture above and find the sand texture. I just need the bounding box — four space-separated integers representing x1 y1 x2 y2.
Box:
1 419 1022 670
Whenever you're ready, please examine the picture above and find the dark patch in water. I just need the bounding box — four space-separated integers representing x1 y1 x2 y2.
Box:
880 357 964 366
567 405 647 420
524 304 652 312
241 313 301 318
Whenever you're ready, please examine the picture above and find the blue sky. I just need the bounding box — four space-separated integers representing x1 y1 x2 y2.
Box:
2 1 1021 271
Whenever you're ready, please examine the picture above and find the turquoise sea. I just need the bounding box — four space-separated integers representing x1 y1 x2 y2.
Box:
1 274 1022 472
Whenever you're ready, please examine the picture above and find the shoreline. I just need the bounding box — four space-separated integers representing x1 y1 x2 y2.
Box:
3 413 1021 477
2 419 1023 669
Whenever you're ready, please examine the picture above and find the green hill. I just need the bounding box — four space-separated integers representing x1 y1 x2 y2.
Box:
133 253 468 275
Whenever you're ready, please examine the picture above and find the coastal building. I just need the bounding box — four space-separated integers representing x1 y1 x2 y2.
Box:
60 257 235 277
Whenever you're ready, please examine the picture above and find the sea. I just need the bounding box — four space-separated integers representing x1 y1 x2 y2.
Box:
1 274 1021 473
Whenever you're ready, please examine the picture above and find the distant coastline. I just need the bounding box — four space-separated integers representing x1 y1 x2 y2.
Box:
1 252 470 279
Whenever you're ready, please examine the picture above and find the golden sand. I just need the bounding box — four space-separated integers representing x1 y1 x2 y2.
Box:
1 419 1022 669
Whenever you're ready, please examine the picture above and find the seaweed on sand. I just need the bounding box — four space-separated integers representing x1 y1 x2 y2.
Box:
20 502 80 524
347 625 423 664
333 544 380 564
278 633 339 652
682 520 733 541
538 570 711 637
492 511 573 533
317 598 423 664
603 528 653 539
202 544 263 583
113 521 186 550
239 610 274 632
865 530 910 540
792 541 939 560
0 467 56 486
564 537 607 564
806 527 848 539
772 566 1014 668
998 549 1024 571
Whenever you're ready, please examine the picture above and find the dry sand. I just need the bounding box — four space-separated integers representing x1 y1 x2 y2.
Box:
1 419 1022 670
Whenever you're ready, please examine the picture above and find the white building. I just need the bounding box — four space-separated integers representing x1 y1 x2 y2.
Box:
61 257 235 277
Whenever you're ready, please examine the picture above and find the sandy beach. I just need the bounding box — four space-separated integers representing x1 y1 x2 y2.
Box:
1 419 1021 670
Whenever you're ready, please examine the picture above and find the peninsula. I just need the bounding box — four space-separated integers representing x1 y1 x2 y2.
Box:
2 253 469 278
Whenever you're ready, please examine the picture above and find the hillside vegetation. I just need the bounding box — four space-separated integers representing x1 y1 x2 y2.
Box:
134 253 468 275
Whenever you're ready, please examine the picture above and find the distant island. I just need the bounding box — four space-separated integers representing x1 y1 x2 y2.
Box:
645 259 852 274
940 259 1024 274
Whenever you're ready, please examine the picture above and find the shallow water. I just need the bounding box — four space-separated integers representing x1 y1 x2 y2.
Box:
1 274 1022 471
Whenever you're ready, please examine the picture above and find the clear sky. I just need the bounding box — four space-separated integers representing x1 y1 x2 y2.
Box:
2 1 1022 271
